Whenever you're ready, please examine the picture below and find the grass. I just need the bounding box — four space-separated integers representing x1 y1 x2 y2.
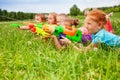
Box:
0 14 120 80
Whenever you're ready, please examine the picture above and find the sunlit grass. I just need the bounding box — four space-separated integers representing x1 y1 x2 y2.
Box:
0 16 120 80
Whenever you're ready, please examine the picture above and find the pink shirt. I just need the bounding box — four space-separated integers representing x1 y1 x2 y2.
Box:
79 27 89 34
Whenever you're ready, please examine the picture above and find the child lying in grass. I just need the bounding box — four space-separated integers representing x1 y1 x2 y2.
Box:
19 13 47 30
48 17 91 49
60 9 120 51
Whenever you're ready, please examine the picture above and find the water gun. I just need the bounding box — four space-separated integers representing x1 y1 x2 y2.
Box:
10 23 82 42
34 24 82 42
10 23 49 37
10 23 21 28
28 24 50 37
41 25 82 42
65 30 82 42
10 22 34 28
42 25 82 42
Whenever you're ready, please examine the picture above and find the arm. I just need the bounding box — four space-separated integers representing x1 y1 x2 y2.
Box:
62 36 99 52
50 35 62 49
19 26 30 30
10 23 31 30
85 43 98 52
60 36 81 50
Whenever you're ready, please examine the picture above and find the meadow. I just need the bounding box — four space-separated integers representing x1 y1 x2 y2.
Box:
0 12 120 80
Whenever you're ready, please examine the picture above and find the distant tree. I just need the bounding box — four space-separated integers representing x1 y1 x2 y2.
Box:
8 12 17 20
100 5 120 13
16 11 24 20
2 10 8 20
70 4 80 16
30 13 34 19
0 9 2 21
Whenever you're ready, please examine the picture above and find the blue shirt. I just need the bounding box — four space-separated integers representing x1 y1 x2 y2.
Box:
92 29 120 48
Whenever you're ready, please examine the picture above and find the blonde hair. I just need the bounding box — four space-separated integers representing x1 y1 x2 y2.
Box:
35 13 46 22
48 12 57 23
61 17 73 27
49 12 57 16
57 13 68 20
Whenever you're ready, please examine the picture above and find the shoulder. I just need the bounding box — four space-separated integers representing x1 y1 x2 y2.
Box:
93 29 105 38
92 29 106 44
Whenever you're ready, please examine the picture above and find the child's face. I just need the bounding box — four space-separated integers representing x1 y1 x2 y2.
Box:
56 16 62 26
61 21 71 27
34 16 42 23
84 17 101 34
48 15 56 24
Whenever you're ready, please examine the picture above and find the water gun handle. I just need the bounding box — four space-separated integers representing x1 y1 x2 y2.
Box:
66 30 82 42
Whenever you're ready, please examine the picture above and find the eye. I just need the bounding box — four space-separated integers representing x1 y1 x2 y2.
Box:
57 21 60 23
35 19 39 21
88 23 91 25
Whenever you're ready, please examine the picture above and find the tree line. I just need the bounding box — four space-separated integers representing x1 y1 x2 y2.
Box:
69 4 120 16
0 9 35 21
0 4 120 21
99 5 120 13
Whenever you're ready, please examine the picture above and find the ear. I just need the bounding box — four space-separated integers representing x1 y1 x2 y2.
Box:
98 22 103 29
98 26 101 30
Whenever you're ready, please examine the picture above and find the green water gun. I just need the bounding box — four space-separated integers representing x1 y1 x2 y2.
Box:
35 23 43 28
66 30 82 42
52 26 82 42
10 23 21 28
53 26 64 36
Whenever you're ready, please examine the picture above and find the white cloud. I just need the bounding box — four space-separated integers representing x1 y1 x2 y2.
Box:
0 0 120 13
1 3 71 13
2 0 40 2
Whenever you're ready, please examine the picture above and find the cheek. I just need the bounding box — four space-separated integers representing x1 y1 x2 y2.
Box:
51 19 54 23
86 25 94 33
88 24 94 29
52 19 56 23
57 22 60 25
48 20 52 23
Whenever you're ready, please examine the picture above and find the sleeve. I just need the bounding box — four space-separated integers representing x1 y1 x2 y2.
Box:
92 36 101 44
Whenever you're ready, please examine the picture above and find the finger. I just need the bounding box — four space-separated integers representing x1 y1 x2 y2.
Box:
61 36 66 39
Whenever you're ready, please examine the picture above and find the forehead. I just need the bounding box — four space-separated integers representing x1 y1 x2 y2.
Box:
56 17 61 21
48 15 53 18
85 17 94 22
35 15 42 18
85 16 99 26
85 17 91 21
35 16 39 18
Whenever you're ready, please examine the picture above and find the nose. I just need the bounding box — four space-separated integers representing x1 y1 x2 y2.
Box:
84 24 89 31
84 23 87 28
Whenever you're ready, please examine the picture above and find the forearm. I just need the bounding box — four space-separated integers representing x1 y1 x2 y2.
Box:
85 43 98 52
65 40 82 51
19 26 30 30
52 36 62 49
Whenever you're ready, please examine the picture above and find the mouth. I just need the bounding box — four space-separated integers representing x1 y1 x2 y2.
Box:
86 28 91 34
85 27 89 31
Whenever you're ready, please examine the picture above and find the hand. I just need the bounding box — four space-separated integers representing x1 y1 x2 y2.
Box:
46 35 56 38
60 36 71 44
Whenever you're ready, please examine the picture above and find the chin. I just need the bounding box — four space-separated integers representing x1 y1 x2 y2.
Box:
88 31 91 34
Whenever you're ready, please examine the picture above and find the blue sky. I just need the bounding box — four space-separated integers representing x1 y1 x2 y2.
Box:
0 0 120 13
